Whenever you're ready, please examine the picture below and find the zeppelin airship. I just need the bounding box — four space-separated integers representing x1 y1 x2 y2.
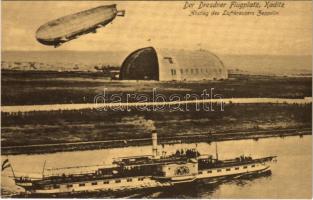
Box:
36 4 125 47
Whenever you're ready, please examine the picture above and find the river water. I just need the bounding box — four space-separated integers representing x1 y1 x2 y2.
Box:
2 98 311 113
1 135 312 198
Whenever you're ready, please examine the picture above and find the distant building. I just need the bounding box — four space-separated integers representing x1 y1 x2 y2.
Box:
119 47 228 81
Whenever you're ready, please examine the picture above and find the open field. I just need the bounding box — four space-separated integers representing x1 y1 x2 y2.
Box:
1 71 312 106
1 71 311 154
2 103 311 154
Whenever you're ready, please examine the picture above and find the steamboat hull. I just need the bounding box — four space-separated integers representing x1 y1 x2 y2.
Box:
12 130 276 196
15 158 274 196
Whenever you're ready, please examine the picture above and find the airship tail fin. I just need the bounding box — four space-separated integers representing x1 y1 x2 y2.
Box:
117 10 125 17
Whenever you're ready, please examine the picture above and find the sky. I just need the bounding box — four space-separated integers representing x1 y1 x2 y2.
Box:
1 1 312 55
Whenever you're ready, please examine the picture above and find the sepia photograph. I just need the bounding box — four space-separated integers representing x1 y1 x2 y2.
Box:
1 0 312 198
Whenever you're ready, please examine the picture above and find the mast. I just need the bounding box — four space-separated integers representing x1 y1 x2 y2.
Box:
152 129 158 158
10 166 16 178
215 142 219 160
10 164 16 179
42 160 46 178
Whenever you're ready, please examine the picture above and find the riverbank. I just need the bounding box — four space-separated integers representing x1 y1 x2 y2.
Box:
1 127 311 155
2 103 311 154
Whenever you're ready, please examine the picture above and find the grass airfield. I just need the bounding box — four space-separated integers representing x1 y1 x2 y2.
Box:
1 71 312 154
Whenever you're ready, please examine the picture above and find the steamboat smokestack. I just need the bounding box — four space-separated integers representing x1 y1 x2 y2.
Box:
152 129 158 158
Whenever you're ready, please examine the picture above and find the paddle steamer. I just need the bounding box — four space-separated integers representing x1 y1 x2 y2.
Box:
11 130 276 196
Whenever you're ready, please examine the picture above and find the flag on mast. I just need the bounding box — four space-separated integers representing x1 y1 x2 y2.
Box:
2 158 11 171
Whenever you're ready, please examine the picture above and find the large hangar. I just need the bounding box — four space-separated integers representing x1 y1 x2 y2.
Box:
119 47 228 81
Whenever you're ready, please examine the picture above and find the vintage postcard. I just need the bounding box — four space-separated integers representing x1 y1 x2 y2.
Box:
1 0 312 198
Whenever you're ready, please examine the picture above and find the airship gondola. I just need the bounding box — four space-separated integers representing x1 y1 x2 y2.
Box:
36 4 125 47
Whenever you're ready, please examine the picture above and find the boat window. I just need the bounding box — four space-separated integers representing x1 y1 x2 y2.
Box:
91 182 97 185
115 180 121 183
235 167 239 170
79 183 85 187
67 184 73 188
199 171 203 174
127 178 132 182
138 177 144 181
208 170 212 173
226 168 231 171
243 166 248 169
180 69 184 75
251 165 255 168
164 57 174 64
53 185 60 189
217 169 222 172
103 181 109 184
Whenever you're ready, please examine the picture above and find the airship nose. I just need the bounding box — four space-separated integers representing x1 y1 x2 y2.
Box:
35 28 48 45
35 28 57 46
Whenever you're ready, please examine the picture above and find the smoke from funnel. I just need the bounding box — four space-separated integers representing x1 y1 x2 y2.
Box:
145 119 156 131
121 116 157 157
122 116 156 132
